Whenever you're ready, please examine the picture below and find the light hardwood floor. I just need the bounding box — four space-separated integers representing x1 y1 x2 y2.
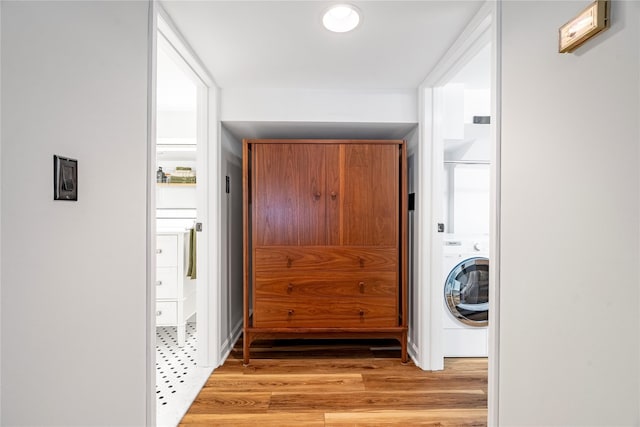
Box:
180 339 488 426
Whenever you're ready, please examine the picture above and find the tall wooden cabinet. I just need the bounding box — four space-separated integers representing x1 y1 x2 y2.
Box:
243 139 407 363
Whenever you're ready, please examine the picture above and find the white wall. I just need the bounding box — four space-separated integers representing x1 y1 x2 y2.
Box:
404 127 419 355
0 2 3 418
221 88 417 124
499 1 639 424
219 125 243 356
1 1 150 425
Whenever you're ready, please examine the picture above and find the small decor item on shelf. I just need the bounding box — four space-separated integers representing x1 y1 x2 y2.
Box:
168 166 196 184
156 166 166 183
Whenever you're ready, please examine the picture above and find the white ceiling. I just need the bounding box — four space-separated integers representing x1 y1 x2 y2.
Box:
160 0 484 90
159 0 485 139
223 120 417 140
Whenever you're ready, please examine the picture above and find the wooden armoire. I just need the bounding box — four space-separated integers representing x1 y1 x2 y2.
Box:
242 139 407 363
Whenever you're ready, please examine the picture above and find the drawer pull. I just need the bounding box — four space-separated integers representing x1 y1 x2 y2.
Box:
287 309 295 316
156 310 163 316
156 249 163 254
287 283 294 294
359 257 365 268
313 191 321 200
286 256 292 268
330 191 337 200
359 281 365 293
359 310 365 317
156 281 163 286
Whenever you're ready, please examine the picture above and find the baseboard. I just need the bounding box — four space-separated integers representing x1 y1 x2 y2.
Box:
218 317 243 365
407 337 422 369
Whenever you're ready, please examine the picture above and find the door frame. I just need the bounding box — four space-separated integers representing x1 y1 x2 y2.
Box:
145 3 157 425
156 7 219 369
415 1 500 424
147 4 222 425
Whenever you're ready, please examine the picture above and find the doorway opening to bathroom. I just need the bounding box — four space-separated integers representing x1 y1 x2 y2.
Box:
154 19 213 426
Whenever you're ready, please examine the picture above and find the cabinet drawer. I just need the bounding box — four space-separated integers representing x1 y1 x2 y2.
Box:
156 267 178 299
155 301 177 326
255 272 397 299
156 235 178 267
255 247 397 272
253 297 397 328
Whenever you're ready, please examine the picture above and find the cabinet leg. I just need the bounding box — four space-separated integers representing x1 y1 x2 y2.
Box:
401 331 408 363
243 331 250 365
177 323 186 347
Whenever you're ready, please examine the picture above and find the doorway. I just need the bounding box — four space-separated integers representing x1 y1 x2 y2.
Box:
439 43 491 359
415 1 499 424
154 19 214 426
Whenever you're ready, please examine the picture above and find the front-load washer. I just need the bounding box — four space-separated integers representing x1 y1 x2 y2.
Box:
443 236 489 357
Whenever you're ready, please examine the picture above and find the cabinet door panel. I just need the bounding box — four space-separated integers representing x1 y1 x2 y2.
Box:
155 301 178 326
325 144 341 245
156 235 178 267
253 144 326 246
341 145 398 246
156 267 178 299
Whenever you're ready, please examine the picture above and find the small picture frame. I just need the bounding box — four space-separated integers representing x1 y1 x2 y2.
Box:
54 155 78 201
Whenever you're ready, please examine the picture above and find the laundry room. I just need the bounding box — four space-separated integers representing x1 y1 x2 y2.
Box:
439 43 491 358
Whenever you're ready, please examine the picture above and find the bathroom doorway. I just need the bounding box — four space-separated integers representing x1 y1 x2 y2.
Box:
154 18 214 426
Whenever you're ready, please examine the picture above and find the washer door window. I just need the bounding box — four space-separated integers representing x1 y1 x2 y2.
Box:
444 257 489 327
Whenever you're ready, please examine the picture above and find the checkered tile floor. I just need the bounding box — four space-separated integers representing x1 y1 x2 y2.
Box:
156 323 212 427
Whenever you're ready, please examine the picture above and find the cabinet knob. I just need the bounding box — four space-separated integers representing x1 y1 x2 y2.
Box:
156 249 163 254
359 281 365 293
286 256 292 268
156 281 163 286
288 309 295 316
156 310 163 316
314 191 321 199
359 310 365 317
330 191 337 200
287 283 294 294
359 257 365 268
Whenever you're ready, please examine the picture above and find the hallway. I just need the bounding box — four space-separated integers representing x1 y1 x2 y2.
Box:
180 339 487 426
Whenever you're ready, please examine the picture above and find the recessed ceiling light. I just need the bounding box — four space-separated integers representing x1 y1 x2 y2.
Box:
323 4 361 33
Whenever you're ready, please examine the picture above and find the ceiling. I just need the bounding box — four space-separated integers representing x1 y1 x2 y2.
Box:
159 0 485 139
223 120 417 140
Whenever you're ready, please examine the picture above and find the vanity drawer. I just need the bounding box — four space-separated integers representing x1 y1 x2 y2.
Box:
254 297 397 328
156 267 178 299
255 247 397 272
155 301 177 326
156 235 178 267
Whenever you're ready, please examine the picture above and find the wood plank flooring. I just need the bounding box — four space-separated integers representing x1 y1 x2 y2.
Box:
180 338 488 426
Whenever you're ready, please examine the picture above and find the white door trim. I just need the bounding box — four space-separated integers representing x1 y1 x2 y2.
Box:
145 2 157 425
147 4 222 424
155 4 221 370
488 2 502 424
416 1 500 424
156 6 214 88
